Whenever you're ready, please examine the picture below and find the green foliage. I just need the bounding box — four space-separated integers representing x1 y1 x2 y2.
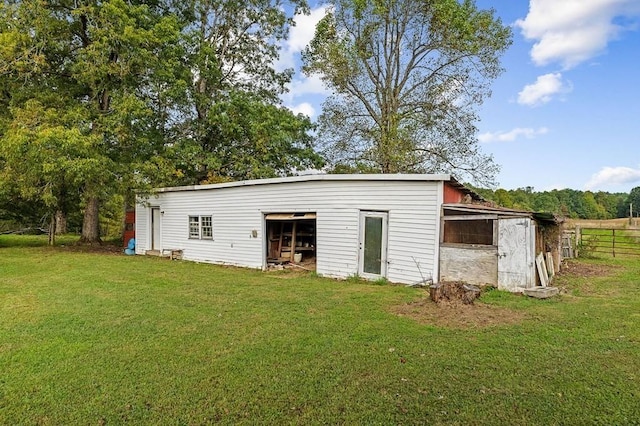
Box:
577 235 600 258
170 0 321 185
303 0 511 185
1 0 320 237
0 0 183 241
627 186 640 216
476 186 629 219
1 100 107 210
346 273 363 283
171 92 323 184
373 276 389 286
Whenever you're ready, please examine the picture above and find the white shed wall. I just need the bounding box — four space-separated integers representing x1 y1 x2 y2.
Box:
136 179 441 284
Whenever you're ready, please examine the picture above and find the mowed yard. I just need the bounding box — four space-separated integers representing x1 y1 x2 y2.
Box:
1 236 639 424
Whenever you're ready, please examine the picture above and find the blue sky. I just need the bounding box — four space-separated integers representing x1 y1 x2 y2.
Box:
279 0 640 193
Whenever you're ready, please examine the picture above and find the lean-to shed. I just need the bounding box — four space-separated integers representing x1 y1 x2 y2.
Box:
439 203 562 291
135 174 558 291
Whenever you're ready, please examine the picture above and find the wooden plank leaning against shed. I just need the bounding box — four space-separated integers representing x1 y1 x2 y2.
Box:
546 252 555 278
535 253 548 287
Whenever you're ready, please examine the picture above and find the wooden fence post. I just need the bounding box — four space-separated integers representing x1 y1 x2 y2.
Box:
575 226 581 258
612 229 616 258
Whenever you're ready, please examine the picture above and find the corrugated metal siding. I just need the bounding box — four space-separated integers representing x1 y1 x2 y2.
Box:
316 209 359 279
134 202 149 254
387 210 438 283
136 179 441 284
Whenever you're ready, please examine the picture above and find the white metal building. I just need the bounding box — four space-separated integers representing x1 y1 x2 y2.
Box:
135 174 556 289
136 174 463 285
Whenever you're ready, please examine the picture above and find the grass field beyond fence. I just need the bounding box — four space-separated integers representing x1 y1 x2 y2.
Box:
578 228 640 257
1 235 639 424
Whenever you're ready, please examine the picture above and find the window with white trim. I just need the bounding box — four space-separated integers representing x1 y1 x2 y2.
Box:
188 216 200 238
189 215 213 239
201 216 213 239
189 216 213 240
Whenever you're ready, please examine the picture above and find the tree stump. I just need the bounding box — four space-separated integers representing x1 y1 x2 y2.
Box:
430 281 481 305
461 284 481 305
429 284 444 302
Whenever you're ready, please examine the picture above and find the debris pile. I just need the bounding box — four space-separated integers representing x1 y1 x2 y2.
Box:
429 281 481 305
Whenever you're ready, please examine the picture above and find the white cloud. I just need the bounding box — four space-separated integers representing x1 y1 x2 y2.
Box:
584 166 640 190
278 6 330 114
289 74 330 97
478 127 548 143
282 74 331 113
289 102 316 118
516 0 640 69
517 73 570 106
289 6 329 52
276 6 329 71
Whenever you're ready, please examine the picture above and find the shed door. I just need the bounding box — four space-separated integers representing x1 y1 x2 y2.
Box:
498 217 534 291
151 207 162 251
359 211 388 279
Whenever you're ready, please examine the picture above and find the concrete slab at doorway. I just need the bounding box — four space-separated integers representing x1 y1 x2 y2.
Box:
524 286 559 299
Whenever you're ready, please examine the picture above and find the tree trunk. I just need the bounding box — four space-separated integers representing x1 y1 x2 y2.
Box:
48 215 56 246
80 196 101 244
55 210 67 235
429 283 444 302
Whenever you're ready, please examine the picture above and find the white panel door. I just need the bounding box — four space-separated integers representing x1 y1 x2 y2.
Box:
498 218 533 291
151 207 162 251
359 211 388 279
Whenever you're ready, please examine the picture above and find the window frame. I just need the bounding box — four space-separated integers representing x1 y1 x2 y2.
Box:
188 216 201 239
188 215 213 240
200 216 213 239
441 215 497 247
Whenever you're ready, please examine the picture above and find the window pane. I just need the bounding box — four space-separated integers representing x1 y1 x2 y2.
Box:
443 219 494 245
363 216 383 275
201 216 213 239
189 216 200 238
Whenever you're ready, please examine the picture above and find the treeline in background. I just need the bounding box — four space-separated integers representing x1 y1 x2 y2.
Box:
471 186 640 220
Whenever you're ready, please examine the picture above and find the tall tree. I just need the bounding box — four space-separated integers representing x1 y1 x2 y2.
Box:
0 100 105 244
170 0 323 184
627 186 640 217
0 0 182 243
303 0 511 185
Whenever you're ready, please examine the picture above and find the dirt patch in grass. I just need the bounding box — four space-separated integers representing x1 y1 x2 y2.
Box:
554 260 623 297
391 297 526 329
556 260 619 278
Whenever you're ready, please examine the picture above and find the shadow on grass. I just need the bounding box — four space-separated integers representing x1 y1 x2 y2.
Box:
0 234 81 248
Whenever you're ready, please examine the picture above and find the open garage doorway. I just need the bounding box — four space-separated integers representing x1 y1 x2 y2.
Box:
265 212 316 268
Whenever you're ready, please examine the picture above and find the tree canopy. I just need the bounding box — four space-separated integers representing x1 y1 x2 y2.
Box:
167 0 323 185
474 186 631 220
0 0 322 241
303 0 512 185
628 186 640 217
5 0 633 241
0 0 183 242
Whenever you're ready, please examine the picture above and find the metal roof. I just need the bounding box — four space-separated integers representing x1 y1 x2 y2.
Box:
154 173 458 193
443 203 562 224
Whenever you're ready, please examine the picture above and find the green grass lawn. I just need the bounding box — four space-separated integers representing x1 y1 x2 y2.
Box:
1 235 639 424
